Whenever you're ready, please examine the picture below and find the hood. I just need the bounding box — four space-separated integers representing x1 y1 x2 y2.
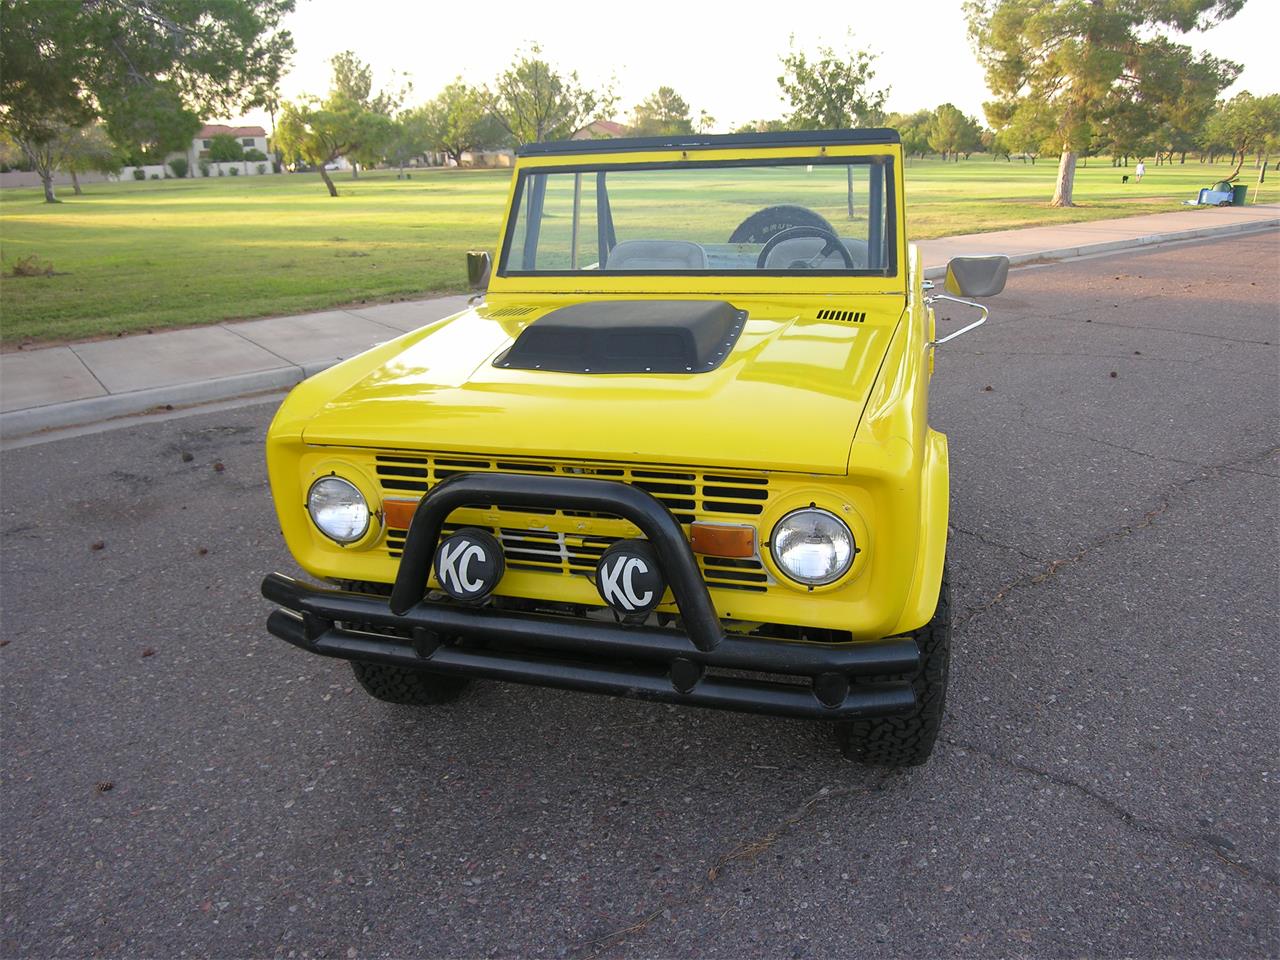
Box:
300 298 905 476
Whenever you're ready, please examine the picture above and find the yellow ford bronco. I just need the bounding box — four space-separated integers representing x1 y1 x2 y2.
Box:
261 129 1007 765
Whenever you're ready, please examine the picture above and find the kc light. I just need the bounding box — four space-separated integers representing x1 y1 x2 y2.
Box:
307 476 370 544
770 508 856 586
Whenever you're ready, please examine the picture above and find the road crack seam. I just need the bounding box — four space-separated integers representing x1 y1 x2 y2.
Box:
1068 315 1275 347
944 738 1280 890
955 443 1279 628
576 778 892 958
949 523 1044 564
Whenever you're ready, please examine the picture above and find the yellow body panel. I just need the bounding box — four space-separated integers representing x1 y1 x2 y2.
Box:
266 138 949 640
291 297 903 475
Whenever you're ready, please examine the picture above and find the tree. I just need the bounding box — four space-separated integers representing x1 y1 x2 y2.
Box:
274 51 408 195
14 121 122 199
777 34 888 218
100 81 203 169
732 119 788 134
0 130 25 170
345 112 397 176
252 85 282 166
61 124 121 193
777 34 888 130
275 101 355 197
1203 92 1280 179
422 80 502 165
385 108 433 174
1146 42 1238 163
886 109 933 158
980 128 1005 160
0 0 294 202
1095 38 1238 165
967 0 1244 206
327 50 410 177
208 133 245 162
490 45 615 145
928 103 981 161
630 87 695 136
983 97 1055 164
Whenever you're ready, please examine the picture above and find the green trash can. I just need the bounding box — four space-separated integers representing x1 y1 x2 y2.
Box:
1231 184 1248 206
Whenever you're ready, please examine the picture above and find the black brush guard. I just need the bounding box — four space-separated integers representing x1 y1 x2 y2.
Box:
262 473 920 720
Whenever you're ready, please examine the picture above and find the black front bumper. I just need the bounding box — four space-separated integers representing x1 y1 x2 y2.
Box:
263 472 919 721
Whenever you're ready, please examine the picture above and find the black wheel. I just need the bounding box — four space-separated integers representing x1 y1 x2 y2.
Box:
836 569 951 766
728 204 836 244
350 660 471 706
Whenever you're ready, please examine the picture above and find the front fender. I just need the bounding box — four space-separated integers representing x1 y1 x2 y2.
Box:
890 428 948 635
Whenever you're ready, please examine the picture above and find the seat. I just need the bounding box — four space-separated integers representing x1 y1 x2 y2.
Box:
604 240 708 271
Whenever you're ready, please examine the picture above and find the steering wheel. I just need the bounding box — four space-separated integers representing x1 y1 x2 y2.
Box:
756 225 855 270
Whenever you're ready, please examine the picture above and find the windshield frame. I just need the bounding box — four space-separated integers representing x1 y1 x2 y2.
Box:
487 142 908 298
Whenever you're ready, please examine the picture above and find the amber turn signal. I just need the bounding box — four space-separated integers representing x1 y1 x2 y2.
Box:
689 522 756 558
382 498 419 530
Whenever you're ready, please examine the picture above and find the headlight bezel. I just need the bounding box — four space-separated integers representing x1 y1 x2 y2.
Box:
768 506 858 587
306 474 372 545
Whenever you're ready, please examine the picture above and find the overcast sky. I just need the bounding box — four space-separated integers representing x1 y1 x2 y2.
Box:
234 0 1279 132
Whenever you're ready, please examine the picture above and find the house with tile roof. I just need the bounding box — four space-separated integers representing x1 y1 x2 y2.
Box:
571 120 629 140
165 123 278 177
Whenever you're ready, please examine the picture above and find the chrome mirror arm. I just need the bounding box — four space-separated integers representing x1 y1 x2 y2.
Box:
926 293 989 346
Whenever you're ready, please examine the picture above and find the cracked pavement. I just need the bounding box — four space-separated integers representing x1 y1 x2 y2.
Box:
2 231 1278 958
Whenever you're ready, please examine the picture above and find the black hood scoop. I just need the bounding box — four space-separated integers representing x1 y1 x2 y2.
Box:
494 300 746 374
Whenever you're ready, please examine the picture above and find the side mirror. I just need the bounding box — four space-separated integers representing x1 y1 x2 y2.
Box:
944 255 1009 298
466 250 491 293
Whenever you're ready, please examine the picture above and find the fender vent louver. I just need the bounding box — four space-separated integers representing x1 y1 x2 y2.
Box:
816 308 866 323
487 306 537 318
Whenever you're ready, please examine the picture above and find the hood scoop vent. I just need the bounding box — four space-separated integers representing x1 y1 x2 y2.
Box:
486 305 537 318
816 308 866 323
494 300 746 374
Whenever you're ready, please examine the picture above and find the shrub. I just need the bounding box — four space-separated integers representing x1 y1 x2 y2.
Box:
256 163 267 175
207 133 244 162
244 147 268 161
132 168 146 181
10 255 54 278
150 173 160 180
199 160 211 177
228 166 239 176
168 157 189 179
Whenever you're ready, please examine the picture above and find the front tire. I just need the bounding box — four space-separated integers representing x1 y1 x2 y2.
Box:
350 660 471 706
836 570 951 766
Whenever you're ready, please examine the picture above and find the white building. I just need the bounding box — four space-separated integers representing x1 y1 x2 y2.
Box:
161 123 278 178
193 123 270 159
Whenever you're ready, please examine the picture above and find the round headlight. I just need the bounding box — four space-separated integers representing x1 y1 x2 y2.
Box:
770 508 856 586
307 476 370 544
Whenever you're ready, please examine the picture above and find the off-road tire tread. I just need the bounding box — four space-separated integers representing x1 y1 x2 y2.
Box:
727 204 837 245
836 571 950 766
350 660 470 706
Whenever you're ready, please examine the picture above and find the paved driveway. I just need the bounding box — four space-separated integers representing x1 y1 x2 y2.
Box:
2 231 1277 958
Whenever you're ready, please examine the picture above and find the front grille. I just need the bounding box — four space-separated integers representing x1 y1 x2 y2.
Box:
369 451 772 593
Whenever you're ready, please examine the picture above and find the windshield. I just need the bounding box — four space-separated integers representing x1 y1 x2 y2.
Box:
499 157 896 277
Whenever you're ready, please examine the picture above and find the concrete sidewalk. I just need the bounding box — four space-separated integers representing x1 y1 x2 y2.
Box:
3 203 1277 439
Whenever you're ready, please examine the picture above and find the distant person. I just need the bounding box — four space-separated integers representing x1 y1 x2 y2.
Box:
1134 160 1146 182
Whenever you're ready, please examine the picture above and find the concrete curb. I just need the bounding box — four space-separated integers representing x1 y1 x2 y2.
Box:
4 216 1277 440
919 216 1280 279
1 363 323 438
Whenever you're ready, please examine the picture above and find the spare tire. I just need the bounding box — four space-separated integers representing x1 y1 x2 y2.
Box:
729 205 837 245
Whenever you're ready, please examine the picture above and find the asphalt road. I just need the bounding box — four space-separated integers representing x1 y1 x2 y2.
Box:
2 230 1278 959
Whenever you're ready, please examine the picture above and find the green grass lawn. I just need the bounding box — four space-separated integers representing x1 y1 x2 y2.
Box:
0 157 1267 346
